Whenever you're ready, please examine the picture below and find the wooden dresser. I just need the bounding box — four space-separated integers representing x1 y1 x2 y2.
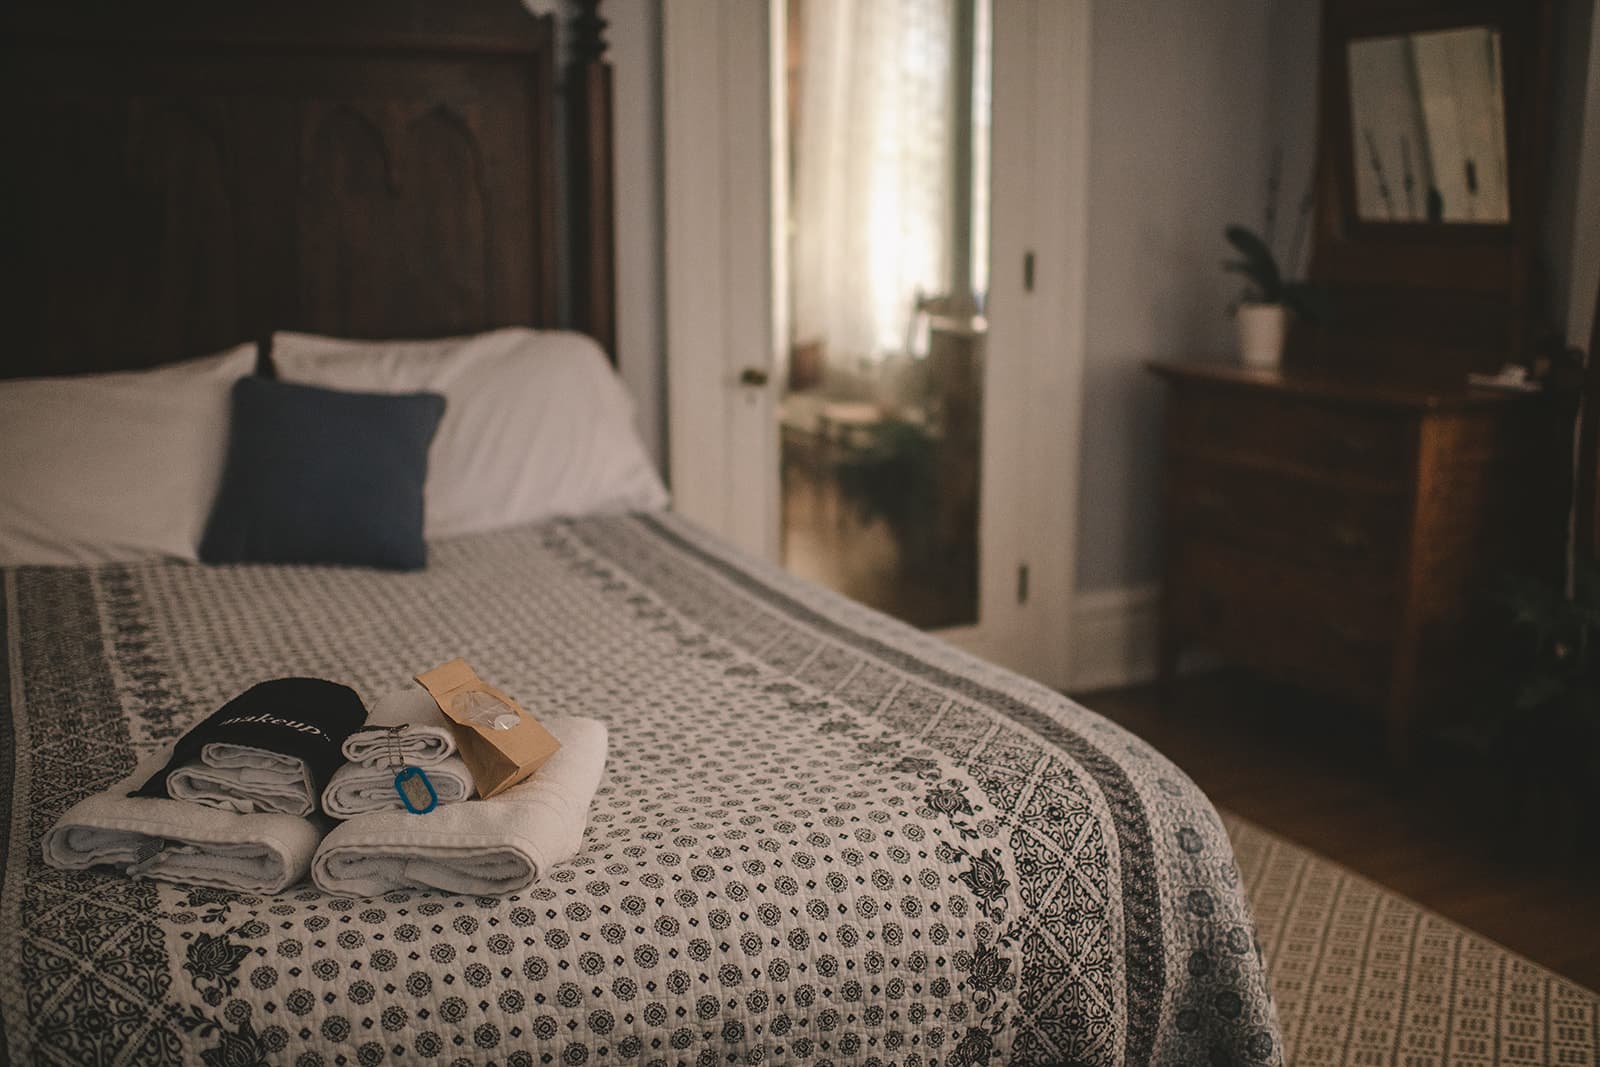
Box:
1148 360 1562 765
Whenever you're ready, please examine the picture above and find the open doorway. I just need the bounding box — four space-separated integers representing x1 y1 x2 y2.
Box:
776 0 993 630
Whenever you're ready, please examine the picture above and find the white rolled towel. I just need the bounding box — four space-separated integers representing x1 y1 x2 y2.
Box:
312 715 607 897
167 743 315 816
44 749 322 894
340 686 457 765
322 686 475 818
322 756 476 819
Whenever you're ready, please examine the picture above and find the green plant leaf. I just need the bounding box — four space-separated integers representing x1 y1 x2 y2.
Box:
1486 563 1600 742
1223 225 1282 301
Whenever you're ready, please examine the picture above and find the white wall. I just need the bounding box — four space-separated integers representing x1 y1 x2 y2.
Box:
1073 1 1274 594
1265 0 1320 240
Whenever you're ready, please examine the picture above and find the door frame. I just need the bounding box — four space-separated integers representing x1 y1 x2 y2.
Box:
662 0 779 559
663 0 1092 690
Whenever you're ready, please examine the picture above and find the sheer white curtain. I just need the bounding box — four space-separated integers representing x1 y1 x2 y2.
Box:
790 0 954 366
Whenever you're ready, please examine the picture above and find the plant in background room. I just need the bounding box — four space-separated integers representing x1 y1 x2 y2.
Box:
1224 149 1329 368
1472 558 1600 859
834 418 941 570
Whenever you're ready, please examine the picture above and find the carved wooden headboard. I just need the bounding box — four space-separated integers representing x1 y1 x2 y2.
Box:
0 0 616 378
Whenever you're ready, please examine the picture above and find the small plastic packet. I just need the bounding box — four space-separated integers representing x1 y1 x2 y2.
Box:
450 690 522 731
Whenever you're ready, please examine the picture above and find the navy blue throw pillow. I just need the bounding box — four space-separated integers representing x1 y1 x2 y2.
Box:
200 377 445 570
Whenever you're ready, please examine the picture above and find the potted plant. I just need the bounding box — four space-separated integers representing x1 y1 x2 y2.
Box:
834 417 941 570
1463 555 1600 863
1222 224 1330 368
1223 151 1328 367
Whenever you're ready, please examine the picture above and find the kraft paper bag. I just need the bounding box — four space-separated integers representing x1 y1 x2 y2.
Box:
415 659 561 799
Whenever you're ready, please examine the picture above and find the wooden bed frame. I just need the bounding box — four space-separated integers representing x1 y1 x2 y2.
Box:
0 0 616 379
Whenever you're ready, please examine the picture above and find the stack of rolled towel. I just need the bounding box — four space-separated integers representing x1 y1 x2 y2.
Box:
311 709 607 897
149 677 366 817
321 686 476 818
43 675 610 899
43 678 366 893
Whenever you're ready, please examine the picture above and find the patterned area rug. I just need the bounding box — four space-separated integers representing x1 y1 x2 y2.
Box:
1223 813 1599 1066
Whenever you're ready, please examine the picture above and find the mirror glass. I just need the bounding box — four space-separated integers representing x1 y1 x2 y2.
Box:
1347 26 1507 224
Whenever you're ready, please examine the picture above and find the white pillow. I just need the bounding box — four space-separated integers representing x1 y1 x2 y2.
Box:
0 345 257 566
269 328 668 538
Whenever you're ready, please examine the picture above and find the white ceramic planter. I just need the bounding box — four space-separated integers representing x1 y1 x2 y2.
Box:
1236 303 1289 368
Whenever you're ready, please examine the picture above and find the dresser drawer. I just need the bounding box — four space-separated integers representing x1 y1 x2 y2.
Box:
1170 388 1416 487
1167 540 1395 704
1167 455 1410 575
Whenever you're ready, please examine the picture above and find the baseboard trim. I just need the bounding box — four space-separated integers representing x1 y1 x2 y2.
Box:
1069 583 1162 693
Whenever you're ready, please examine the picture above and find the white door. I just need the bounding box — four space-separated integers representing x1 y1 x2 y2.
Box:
664 0 1090 690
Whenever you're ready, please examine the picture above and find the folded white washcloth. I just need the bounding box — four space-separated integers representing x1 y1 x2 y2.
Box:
340 686 458 765
44 749 323 894
167 743 316 816
311 715 607 897
321 686 475 819
321 755 476 819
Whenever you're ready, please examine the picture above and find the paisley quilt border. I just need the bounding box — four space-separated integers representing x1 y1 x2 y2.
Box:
627 513 1166 1066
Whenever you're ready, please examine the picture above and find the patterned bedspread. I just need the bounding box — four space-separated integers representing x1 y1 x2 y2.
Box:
0 512 1280 1066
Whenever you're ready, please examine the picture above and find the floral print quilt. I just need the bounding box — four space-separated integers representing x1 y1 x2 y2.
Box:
0 512 1279 1065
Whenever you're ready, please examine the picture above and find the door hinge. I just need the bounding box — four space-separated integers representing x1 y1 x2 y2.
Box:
1023 252 1035 292
1016 563 1030 604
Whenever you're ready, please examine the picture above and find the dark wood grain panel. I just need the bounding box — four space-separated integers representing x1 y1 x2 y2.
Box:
568 0 617 356
7 91 248 374
1167 454 1409 577
1167 539 1395 706
1147 358 1532 410
1169 380 1418 489
0 0 592 378
1410 406 1562 612
1152 360 1567 766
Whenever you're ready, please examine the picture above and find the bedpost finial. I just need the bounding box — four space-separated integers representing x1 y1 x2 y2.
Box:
572 0 608 65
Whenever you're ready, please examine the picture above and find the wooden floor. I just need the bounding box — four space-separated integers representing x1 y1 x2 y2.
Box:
1074 671 1600 991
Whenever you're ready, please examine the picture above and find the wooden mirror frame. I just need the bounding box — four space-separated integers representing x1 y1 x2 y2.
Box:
1303 0 1555 376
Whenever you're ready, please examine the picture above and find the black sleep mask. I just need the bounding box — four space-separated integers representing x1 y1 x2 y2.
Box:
134 677 368 803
